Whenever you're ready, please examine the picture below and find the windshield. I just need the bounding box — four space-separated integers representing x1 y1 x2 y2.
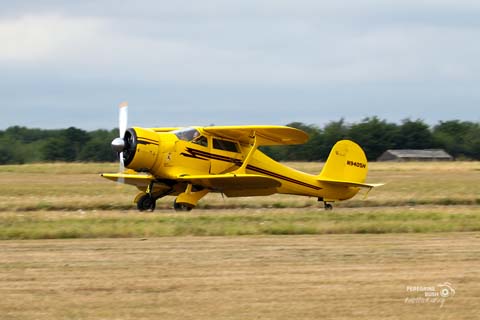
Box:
172 128 200 142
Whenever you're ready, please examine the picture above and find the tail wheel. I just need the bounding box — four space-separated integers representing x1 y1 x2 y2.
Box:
137 194 156 212
324 203 333 211
173 199 193 212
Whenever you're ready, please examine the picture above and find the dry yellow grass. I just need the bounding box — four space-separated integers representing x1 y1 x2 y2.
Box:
1 233 479 319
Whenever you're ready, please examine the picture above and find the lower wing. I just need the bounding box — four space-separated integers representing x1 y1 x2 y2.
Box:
101 172 281 197
101 173 155 187
177 173 281 197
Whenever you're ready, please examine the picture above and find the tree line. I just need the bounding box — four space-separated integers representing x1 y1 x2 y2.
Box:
0 118 479 164
0 127 118 164
262 118 480 161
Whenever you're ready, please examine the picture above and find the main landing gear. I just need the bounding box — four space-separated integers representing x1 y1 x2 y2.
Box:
173 199 193 212
137 194 156 212
136 181 208 212
136 195 194 212
136 181 172 212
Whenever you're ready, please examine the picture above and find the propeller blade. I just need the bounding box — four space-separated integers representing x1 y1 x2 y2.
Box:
116 101 128 185
119 101 128 139
118 151 125 184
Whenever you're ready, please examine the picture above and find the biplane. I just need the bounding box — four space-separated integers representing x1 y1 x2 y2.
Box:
102 102 382 211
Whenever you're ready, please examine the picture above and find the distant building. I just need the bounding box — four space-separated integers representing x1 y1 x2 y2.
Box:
377 149 453 162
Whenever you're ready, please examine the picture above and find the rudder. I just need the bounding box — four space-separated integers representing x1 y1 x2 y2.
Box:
318 140 368 184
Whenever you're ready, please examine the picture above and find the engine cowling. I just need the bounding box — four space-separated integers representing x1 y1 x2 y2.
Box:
119 127 160 172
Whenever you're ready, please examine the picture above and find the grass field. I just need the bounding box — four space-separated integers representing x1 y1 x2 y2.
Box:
0 162 479 319
0 161 478 212
0 161 479 238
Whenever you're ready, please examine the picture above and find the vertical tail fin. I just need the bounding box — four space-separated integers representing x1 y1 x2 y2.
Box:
318 140 368 184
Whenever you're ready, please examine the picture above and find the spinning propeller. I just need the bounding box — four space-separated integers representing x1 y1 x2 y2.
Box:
111 101 129 183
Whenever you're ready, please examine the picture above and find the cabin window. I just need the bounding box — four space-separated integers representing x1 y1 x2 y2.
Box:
213 138 239 153
193 135 208 147
173 128 200 142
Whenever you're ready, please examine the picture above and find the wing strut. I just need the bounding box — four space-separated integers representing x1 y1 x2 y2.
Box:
234 131 258 174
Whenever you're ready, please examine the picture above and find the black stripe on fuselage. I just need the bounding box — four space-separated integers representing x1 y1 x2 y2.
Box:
182 148 242 165
180 147 322 191
246 164 322 190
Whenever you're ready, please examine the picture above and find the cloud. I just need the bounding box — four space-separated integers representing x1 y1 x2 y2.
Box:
0 14 105 63
1 1 480 129
2 1 479 87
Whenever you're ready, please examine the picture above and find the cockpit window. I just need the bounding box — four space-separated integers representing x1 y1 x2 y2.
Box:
213 138 239 153
192 135 208 147
173 128 200 142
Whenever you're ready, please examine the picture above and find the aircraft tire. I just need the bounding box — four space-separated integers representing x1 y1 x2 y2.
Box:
173 199 193 212
137 194 156 212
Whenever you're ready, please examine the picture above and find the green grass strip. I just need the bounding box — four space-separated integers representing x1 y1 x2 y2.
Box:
1 209 480 239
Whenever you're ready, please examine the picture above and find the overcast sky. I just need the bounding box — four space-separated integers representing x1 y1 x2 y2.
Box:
1 0 479 130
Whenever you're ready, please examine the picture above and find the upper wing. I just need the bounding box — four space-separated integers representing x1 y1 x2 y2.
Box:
177 173 281 197
202 125 309 146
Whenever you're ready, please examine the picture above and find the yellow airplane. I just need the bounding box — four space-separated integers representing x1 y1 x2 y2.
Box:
102 102 382 211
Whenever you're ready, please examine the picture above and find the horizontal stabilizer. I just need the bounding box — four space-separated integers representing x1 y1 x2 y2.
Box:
319 177 384 189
